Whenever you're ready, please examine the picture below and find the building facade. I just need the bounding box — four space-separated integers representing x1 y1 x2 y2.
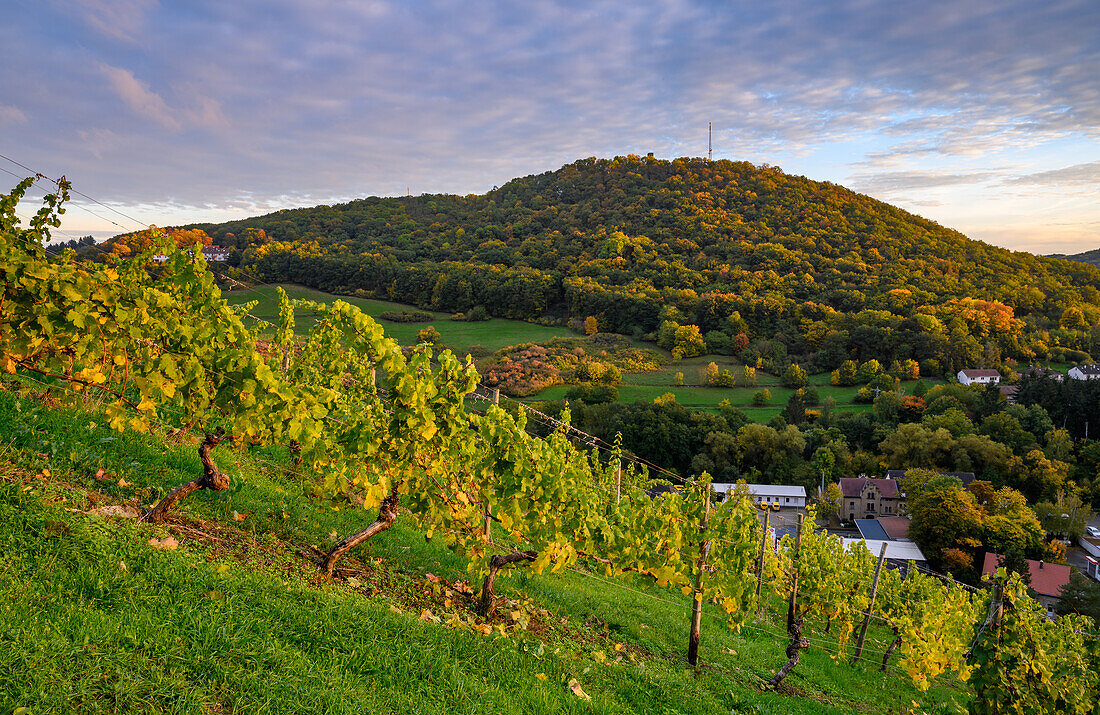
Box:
839 477 904 521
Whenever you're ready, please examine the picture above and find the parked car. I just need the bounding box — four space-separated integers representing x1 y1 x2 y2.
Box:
1086 526 1100 538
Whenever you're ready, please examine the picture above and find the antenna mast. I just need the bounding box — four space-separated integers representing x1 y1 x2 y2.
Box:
708 122 712 161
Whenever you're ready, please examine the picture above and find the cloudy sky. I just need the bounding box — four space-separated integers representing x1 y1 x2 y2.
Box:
2 0 1098 253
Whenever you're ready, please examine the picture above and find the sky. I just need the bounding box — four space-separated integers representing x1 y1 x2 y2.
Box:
1 0 1098 254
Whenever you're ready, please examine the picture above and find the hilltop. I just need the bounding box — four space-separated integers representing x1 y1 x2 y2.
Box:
177 156 1100 373
1051 247 1100 269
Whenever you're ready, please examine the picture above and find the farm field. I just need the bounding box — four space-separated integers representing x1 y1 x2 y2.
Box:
224 284 572 354
0 387 969 714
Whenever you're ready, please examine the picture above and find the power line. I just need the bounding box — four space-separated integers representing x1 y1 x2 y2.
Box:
0 152 149 231
0 163 144 234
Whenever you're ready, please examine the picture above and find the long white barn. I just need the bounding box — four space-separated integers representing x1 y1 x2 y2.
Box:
711 483 806 508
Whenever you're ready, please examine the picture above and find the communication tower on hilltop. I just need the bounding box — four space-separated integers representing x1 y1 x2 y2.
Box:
708 122 712 160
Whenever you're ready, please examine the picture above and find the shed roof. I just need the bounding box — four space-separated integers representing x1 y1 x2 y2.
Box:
712 483 806 498
855 519 890 541
841 538 926 562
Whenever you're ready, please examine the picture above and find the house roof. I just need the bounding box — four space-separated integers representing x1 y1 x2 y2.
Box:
841 537 926 562
839 477 900 499
712 483 805 498
855 519 890 541
959 369 1001 378
885 470 975 488
981 552 1072 598
1073 364 1100 375
878 516 911 540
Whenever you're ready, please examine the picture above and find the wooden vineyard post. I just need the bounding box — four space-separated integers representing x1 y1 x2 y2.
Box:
614 460 622 505
852 541 889 663
483 388 501 541
688 485 712 669
756 508 771 600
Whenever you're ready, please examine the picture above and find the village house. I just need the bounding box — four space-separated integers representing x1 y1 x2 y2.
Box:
839 476 904 521
202 245 231 262
957 368 1001 386
1069 364 1100 381
152 245 230 264
981 552 1072 618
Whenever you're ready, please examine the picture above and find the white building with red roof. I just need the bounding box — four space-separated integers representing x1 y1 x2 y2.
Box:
957 369 1001 386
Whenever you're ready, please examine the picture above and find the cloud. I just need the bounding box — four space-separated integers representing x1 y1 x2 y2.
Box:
1007 161 1100 186
0 105 26 125
849 170 1000 195
69 0 157 43
99 63 180 130
2 0 1098 252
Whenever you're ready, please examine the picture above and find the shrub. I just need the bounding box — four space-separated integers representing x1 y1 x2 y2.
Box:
565 383 619 405
752 389 771 406
379 309 434 323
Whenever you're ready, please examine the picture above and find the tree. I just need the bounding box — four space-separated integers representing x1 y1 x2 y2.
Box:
857 359 883 383
818 481 843 519
1055 572 1100 621
1061 306 1089 331
783 391 808 425
781 363 808 388
416 325 442 345
672 324 706 360
984 487 1045 560
584 315 599 335
752 389 771 406
906 479 985 576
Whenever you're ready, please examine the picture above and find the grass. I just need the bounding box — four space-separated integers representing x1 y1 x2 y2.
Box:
530 353 939 422
221 284 928 424
223 284 571 355
0 384 969 714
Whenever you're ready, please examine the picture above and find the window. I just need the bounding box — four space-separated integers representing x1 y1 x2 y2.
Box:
785 498 790 503
868 502 875 512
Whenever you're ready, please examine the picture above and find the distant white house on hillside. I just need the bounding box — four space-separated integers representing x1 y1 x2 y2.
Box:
151 245 230 264
1069 364 1100 381
957 369 1001 386
711 483 806 508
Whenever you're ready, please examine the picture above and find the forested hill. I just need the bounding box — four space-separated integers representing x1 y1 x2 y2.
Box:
183 155 1100 372
1052 247 1100 269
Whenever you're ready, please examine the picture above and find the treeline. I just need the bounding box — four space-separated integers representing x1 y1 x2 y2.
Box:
165 155 1100 371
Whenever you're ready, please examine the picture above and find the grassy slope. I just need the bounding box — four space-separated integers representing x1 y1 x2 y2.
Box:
0 386 966 714
223 284 571 354
225 284 932 423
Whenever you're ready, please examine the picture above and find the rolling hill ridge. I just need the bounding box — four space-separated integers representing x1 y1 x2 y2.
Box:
172 155 1100 371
